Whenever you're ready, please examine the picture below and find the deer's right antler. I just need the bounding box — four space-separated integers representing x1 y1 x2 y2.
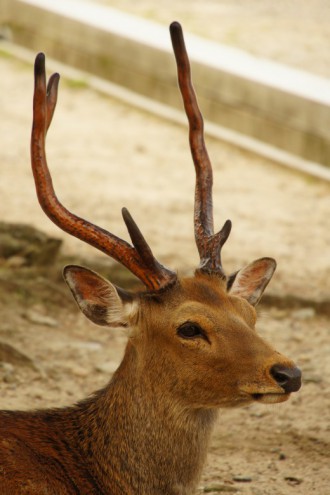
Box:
31 53 177 291
170 22 232 279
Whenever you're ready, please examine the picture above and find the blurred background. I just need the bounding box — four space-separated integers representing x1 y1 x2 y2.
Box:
99 0 330 76
0 0 329 297
0 2 329 493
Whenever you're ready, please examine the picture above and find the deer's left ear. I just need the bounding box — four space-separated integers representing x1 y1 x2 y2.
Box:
227 257 276 307
63 265 137 327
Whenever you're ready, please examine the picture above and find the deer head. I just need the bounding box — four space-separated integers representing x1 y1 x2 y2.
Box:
30 22 301 411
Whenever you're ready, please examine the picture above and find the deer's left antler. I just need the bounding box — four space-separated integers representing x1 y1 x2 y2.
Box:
170 22 231 279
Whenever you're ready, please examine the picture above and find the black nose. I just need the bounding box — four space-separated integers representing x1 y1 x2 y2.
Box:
270 364 302 393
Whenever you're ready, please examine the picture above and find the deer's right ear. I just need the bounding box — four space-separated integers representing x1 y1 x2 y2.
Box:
227 257 276 307
63 265 137 327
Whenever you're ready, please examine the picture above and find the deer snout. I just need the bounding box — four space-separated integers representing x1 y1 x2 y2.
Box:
270 364 302 393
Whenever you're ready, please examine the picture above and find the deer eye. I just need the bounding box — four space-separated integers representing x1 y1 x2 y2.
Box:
177 322 205 339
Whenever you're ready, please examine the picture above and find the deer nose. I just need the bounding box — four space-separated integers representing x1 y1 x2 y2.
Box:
270 364 302 393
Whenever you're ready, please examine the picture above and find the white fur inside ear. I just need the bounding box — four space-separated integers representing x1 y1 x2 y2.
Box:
229 258 276 306
106 294 138 327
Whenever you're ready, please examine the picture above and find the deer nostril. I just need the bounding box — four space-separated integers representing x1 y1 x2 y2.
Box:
270 365 302 394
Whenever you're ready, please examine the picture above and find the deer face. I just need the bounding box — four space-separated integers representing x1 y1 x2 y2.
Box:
64 261 301 410
137 274 300 409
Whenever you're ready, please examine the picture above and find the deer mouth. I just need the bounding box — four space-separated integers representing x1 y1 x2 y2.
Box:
252 392 290 404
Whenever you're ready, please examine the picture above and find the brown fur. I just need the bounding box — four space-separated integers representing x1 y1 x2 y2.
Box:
0 271 300 494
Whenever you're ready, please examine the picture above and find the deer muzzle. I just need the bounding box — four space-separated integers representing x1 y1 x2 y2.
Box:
270 364 302 394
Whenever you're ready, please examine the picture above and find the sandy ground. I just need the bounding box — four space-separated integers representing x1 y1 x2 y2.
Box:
0 29 329 495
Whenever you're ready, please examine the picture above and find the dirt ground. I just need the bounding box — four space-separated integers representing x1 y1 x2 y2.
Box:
0 15 329 495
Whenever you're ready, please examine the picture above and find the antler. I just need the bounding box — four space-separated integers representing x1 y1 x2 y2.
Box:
170 22 231 278
31 53 177 291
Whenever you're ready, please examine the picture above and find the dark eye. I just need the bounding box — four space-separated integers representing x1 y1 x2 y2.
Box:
177 322 204 339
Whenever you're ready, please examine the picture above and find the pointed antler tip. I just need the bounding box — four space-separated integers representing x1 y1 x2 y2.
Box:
121 206 130 221
121 207 143 245
47 72 60 90
169 22 184 46
223 219 232 232
170 21 182 32
36 52 45 61
218 219 232 246
121 207 137 235
34 53 45 72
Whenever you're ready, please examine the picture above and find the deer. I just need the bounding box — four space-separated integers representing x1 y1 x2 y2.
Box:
0 22 301 495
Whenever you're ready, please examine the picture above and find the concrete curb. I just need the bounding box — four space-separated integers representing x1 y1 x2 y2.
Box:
1 0 330 178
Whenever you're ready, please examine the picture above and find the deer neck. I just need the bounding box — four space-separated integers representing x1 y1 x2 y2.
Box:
74 341 217 494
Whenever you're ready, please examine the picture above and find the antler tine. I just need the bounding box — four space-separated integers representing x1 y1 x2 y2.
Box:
170 22 231 278
122 207 156 266
121 207 175 288
45 73 60 131
31 53 176 291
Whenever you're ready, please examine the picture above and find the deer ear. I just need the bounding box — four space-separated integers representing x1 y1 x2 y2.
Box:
227 257 276 307
63 265 136 327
